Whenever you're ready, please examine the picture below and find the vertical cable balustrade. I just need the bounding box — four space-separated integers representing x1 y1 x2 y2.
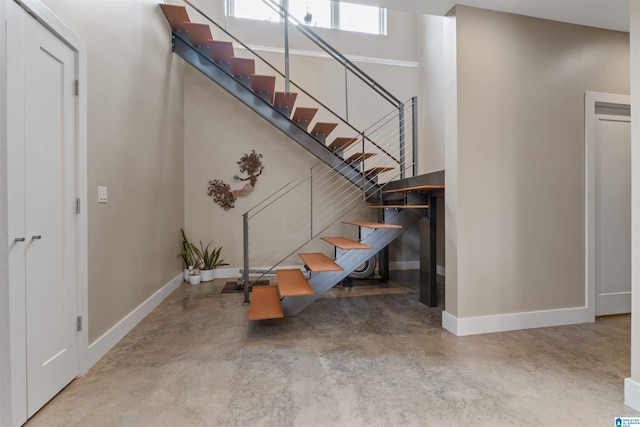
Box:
241 98 417 293
170 0 418 298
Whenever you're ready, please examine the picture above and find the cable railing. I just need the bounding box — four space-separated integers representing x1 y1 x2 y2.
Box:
170 0 418 300
181 0 404 173
261 0 405 135
242 98 417 303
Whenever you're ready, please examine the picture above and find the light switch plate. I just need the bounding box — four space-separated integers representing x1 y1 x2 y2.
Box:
98 186 108 203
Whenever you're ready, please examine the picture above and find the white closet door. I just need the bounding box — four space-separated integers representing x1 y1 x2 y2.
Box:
595 117 631 315
23 9 78 417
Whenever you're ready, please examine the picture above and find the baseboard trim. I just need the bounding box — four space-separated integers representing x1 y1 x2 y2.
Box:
625 378 640 411
442 306 593 336
211 267 243 279
86 273 183 369
389 261 446 276
597 291 631 316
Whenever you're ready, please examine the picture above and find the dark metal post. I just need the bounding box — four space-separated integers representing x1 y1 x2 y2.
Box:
243 213 250 305
310 171 313 238
399 103 406 179
284 8 290 92
344 64 349 121
412 96 418 177
378 208 390 282
420 196 437 307
361 131 366 199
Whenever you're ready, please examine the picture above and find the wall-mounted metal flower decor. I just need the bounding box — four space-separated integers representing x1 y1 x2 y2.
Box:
207 150 264 210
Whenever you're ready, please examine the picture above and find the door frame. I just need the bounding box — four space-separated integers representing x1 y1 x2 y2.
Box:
6 0 87 425
585 91 631 319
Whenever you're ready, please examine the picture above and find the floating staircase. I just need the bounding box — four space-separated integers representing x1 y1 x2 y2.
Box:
159 4 386 198
159 3 443 320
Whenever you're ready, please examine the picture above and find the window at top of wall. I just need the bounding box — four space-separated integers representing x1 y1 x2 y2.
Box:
338 2 386 35
288 0 331 29
229 0 387 36
231 0 281 22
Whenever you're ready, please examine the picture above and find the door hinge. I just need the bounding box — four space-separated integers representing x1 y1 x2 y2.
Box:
75 197 81 214
76 315 82 332
74 80 79 96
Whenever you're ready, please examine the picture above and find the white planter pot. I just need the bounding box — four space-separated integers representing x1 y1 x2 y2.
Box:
200 269 215 282
188 274 201 285
184 269 189 281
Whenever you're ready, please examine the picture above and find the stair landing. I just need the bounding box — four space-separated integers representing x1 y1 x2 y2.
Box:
342 221 402 229
382 185 445 193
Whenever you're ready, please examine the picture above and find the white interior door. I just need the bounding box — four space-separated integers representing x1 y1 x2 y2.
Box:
9 3 79 419
595 115 631 316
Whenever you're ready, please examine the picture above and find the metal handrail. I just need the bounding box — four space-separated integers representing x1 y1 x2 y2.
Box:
262 0 402 108
241 98 417 303
180 0 400 166
171 0 418 302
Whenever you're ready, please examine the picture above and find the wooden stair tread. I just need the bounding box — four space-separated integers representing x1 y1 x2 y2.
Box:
298 253 344 272
342 221 402 229
365 167 395 175
276 269 314 297
248 285 283 320
251 75 276 104
159 4 191 31
382 185 445 193
329 137 358 150
274 92 297 109
346 152 376 162
310 122 338 136
229 57 255 77
205 40 234 62
182 22 213 46
292 107 318 123
364 205 430 209
321 236 373 250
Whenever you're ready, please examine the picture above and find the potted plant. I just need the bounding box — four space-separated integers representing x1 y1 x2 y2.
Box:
192 240 229 282
304 8 312 25
188 265 201 285
179 228 200 281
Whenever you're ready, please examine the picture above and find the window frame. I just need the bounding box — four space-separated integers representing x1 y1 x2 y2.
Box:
228 0 387 36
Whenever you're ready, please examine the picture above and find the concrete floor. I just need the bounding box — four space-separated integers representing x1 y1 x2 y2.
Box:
26 271 639 426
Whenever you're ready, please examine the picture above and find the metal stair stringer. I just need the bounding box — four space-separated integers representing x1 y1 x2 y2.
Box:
171 32 380 199
281 208 423 316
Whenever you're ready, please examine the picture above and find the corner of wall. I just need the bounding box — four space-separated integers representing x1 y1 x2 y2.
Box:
442 10 458 318
0 0 13 422
627 0 640 404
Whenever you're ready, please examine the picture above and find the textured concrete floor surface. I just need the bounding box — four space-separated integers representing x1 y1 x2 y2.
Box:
26 271 640 426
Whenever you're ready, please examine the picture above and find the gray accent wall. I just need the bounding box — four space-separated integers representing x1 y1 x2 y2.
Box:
445 6 630 318
41 0 186 343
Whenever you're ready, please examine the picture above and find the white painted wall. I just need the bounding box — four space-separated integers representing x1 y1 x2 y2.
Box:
418 14 445 174
626 0 640 413
443 9 459 315
445 6 629 331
